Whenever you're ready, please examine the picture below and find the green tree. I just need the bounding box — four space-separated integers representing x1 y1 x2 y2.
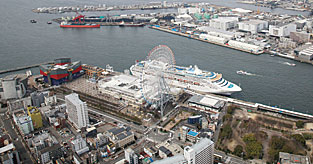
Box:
292 134 306 147
243 133 263 159
296 121 304 128
220 124 232 140
270 136 286 150
233 145 244 157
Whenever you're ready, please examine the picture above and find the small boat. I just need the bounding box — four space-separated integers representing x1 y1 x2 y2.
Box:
270 54 275 57
236 70 253 76
283 62 296 67
30 19 37 23
47 21 52 24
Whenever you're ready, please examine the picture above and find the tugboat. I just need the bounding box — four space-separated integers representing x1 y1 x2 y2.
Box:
30 19 37 23
60 13 100 28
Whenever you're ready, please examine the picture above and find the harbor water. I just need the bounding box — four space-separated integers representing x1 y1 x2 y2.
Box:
0 0 312 114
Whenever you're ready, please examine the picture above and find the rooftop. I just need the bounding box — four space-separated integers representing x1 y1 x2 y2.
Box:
152 154 186 164
159 146 172 156
279 152 311 164
65 93 84 105
188 95 224 108
239 19 268 25
187 130 198 137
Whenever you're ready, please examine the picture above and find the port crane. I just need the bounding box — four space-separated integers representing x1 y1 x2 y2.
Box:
72 12 85 23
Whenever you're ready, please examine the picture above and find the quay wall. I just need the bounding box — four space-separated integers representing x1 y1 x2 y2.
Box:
149 26 264 55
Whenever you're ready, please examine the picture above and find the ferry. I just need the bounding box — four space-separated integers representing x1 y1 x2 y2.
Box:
130 60 242 95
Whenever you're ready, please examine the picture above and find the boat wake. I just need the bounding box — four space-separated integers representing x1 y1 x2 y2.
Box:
236 70 261 77
280 61 296 67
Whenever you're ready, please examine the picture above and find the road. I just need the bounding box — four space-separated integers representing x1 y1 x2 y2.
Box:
0 111 34 164
88 107 146 134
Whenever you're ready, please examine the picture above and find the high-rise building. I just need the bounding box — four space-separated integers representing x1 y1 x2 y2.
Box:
27 106 43 129
152 138 214 164
125 148 138 164
184 138 214 164
65 93 89 129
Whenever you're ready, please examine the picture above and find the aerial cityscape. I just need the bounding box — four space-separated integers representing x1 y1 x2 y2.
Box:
0 0 313 164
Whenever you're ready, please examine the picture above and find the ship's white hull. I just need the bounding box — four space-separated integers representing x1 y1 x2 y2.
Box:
130 64 241 96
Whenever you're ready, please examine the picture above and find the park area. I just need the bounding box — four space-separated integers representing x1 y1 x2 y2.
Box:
216 105 313 163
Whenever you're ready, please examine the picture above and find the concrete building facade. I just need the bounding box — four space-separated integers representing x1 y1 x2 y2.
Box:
65 93 89 129
125 148 139 164
0 74 28 100
238 20 268 34
184 138 214 164
269 23 297 37
209 17 238 31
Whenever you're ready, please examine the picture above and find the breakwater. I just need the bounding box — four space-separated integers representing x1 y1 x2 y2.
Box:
0 61 53 74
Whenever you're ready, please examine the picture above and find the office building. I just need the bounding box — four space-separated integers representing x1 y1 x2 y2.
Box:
186 130 199 143
0 74 28 100
125 148 139 164
238 20 268 34
7 97 32 112
107 127 135 148
152 138 214 164
184 138 214 164
27 106 43 129
31 91 49 107
269 23 297 37
71 135 90 155
65 93 89 129
210 17 238 31
13 109 34 135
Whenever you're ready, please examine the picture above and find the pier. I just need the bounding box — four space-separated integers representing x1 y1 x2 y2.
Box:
0 61 53 75
149 26 264 55
185 90 313 120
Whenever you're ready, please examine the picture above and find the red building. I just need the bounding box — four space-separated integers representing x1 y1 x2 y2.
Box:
40 58 83 85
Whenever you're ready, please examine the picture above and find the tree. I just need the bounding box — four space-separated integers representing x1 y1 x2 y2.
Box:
243 133 263 159
233 145 243 157
220 124 232 140
270 136 286 150
296 121 304 128
292 134 306 147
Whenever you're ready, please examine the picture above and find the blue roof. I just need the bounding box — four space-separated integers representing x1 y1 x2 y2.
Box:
187 131 198 137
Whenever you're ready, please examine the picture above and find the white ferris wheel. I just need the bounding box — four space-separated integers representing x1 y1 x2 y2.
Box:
140 45 175 117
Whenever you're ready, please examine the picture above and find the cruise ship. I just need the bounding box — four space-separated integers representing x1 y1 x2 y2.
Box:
130 60 242 96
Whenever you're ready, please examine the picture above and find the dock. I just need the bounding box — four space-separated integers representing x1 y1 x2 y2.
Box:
149 26 263 55
0 61 53 75
185 90 313 120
